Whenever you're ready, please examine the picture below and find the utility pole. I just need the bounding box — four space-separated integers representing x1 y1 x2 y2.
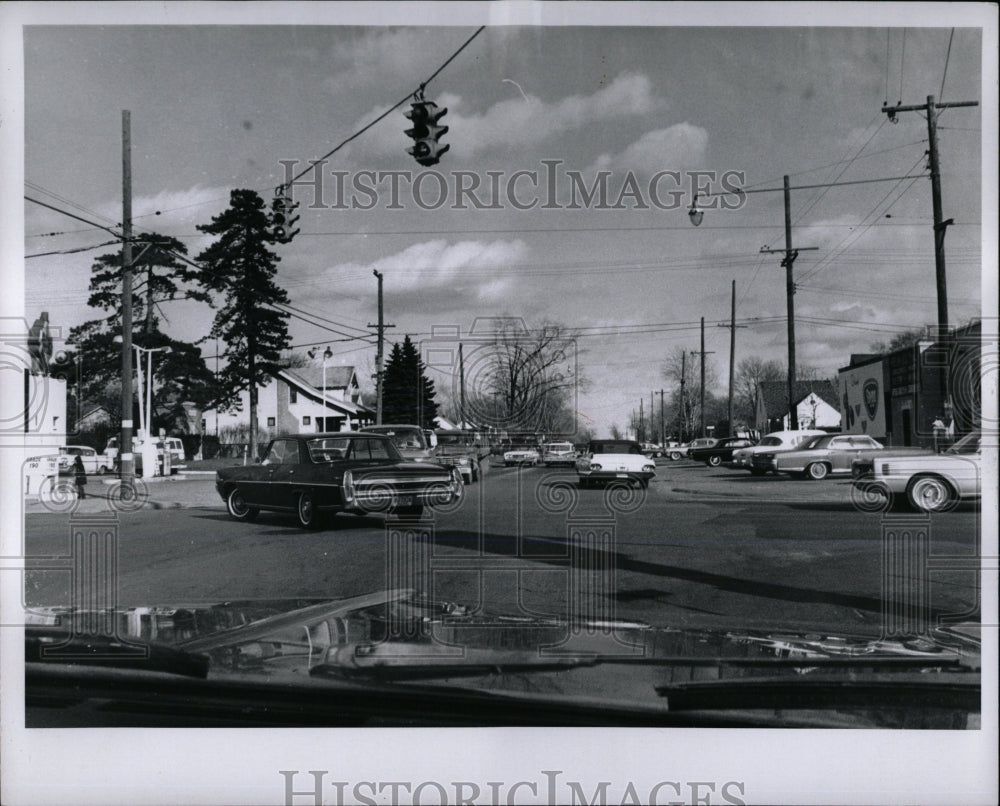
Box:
368 270 395 425
760 176 818 431
119 111 135 493
717 280 748 436
459 342 466 426
659 389 665 446
639 397 644 443
679 352 686 442
690 318 716 438
882 94 978 416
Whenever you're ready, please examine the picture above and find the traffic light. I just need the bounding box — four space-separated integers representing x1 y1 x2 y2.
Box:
270 187 300 243
404 99 449 167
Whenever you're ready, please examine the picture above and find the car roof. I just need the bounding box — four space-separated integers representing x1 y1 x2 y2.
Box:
361 424 423 430
285 431 390 440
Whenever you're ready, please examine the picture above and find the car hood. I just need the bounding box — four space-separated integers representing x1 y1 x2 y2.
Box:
25 589 980 726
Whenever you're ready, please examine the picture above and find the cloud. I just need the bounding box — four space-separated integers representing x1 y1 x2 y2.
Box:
587 122 710 176
354 72 667 158
325 238 530 293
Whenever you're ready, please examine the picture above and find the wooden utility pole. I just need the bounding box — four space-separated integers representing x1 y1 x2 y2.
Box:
659 389 665 446
459 342 466 426
716 280 748 435
119 111 135 491
690 319 715 438
760 176 818 431
639 397 644 443
882 94 978 414
678 352 686 441
368 270 394 425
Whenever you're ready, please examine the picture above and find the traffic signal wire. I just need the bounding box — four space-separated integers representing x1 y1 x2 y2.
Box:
283 26 485 190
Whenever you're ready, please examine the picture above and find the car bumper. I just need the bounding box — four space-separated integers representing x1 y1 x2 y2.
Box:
577 470 655 482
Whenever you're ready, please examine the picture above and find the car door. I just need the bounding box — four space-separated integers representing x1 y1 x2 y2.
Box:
266 439 304 509
837 436 881 472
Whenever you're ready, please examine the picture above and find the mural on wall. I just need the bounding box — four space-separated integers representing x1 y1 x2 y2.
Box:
839 360 886 438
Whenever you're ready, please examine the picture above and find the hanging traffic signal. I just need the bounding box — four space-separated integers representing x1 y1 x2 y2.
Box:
270 187 300 243
404 99 449 167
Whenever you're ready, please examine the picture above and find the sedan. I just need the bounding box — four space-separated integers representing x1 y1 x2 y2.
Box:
57 445 114 475
772 434 884 479
541 442 577 467
854 431 982 512
690 437 757 467
215 432 463 529
576 440 656 488
504 446 540 466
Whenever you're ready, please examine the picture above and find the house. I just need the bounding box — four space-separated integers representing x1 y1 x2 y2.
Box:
755 380 841 434
202 364 375 437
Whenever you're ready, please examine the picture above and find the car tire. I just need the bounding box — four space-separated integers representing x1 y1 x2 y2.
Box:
97 466 107 476
669 451 682 461
907 475 956 513
226 487 259 522
296 491 321 530
806 462 830 481
707 455 722 467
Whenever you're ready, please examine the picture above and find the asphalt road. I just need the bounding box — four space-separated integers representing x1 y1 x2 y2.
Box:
23 458 981 637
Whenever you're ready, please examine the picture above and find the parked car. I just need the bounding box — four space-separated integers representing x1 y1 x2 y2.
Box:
690 437 758 467
216 432 463 528
770 434 884 479
433 429 483 484
541 441 577 467
361 424 437 462
732 429 827 475
503 445 540 466
57 445 113 475
641 442 665 458
853 431 982 512
576 439 656 488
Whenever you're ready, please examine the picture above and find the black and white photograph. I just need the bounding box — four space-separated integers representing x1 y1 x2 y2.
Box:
1 2 997 804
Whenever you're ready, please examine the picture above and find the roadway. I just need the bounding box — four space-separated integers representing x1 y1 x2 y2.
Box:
22 458 981 637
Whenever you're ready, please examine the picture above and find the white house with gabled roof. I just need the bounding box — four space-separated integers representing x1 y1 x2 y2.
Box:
202 364 374 437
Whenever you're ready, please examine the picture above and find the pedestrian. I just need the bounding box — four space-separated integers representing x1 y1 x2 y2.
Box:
72 455 87 499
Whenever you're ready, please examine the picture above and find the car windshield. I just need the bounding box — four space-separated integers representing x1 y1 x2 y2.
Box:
758 436 783 446
591 442 641 454
545 443 573 451
364 427 426 450
437 434 475 446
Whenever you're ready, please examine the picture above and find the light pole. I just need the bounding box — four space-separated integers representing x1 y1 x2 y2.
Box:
114 338 169 474
308 346 334 430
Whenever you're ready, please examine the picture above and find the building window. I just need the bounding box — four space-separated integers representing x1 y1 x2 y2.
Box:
302 416 311 426
290 388 297 404
267 417 276 427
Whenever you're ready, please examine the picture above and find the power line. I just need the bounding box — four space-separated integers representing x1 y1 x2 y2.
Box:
284 26 486 189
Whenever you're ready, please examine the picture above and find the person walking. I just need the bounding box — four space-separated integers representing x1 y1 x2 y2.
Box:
72 455 87 499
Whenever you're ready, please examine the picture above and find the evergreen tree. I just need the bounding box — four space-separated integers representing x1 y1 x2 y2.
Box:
66 232 215 430
196 189 291 453
381 336 439 426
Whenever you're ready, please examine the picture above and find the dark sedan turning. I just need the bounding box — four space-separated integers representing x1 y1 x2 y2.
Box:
689 437 757 467
216 432 463 529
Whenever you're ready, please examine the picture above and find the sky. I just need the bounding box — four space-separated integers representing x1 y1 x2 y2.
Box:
7 5 997 438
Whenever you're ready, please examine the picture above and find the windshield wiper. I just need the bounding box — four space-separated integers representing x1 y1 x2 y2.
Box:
26 629 210 678
311 641 973 683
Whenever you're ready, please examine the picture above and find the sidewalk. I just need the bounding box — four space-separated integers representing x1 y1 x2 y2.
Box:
24 472 222 514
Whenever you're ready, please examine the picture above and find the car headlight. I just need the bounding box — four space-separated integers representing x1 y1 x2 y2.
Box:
643 464 655 473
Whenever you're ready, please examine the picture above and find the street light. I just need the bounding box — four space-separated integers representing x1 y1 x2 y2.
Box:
308 345 335 430
114 337 170 473
688 196 704 227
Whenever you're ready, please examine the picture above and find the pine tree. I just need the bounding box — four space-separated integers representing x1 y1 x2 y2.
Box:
381 335 438 426
196 189 291 453
65 232 215 430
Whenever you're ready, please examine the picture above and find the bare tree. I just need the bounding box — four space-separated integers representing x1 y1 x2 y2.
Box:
735 356 783 424
465 319 581 436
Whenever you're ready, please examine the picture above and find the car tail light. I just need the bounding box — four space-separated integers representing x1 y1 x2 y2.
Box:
342 469 355 504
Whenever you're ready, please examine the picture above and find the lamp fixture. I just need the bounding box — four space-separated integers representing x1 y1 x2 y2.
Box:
688 196 704 227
